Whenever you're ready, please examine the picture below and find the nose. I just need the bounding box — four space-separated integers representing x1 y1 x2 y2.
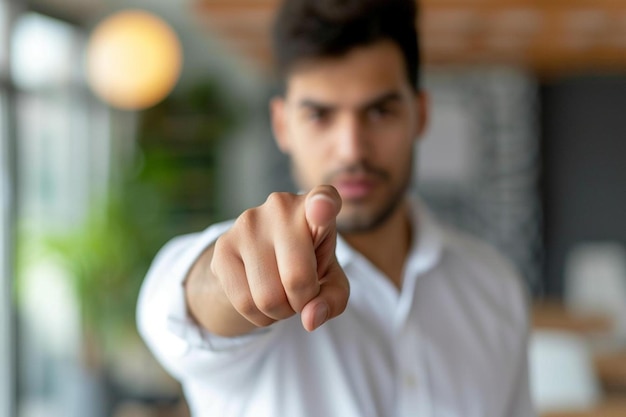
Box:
335 115 368 163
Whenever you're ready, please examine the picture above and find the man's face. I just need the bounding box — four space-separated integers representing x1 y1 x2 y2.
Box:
271 40 428 233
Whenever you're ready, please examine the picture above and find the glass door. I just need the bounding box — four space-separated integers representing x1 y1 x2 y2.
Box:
0 1 16 416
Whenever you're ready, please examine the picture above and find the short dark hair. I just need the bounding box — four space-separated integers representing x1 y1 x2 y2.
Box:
272 0 421 92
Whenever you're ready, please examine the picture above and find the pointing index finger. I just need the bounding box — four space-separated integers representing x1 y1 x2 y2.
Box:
305 185 342 247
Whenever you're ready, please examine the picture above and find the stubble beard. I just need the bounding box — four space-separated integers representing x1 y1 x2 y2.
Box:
335 171 411 234
295 158 414 234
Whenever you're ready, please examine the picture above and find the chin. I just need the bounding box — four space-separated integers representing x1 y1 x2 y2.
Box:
337 190 409 234
336 208 384 234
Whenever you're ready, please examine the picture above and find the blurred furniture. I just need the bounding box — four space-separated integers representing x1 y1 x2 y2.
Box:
111 399 190 417
533 300 613 336
564 242 626 342
595 349 626 395
529 330 602 412
542 399 626 417
532 300 626 416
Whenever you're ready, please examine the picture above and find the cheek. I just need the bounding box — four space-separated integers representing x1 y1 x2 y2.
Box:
375 133 414 163
290 145 329 186
290 130 331 165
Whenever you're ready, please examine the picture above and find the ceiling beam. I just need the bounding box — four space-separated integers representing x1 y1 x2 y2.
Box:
193 0 626 76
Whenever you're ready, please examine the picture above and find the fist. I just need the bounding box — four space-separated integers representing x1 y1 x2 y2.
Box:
211 185 350 332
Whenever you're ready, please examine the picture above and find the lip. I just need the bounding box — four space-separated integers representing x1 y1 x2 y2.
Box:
334 178 377 200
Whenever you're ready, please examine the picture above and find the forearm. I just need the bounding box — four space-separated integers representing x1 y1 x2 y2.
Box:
184 244 258 337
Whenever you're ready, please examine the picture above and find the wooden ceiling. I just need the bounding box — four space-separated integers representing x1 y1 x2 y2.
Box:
193 0 626 76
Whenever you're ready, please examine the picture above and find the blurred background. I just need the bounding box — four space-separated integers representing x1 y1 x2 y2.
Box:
1 0 626 416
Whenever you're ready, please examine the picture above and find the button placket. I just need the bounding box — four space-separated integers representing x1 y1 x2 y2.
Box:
394 319 426 417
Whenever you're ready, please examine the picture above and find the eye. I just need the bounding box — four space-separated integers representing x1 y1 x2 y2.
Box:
306 108 330 123
367 105 393 121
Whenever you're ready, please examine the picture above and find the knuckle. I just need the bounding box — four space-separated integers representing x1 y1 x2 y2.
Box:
210 239 234 277
282 271 317 297
252 316 275 328
265 191 284 205
210 240 225 267
255 293 289 317
231 293 276 328
264 191 296 210
208 256 221 278
235 208 258 234
233 294 260 318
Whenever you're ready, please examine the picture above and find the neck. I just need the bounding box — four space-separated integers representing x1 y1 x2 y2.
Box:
340 200 413 289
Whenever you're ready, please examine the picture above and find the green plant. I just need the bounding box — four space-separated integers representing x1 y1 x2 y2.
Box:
40 181 169 344
30 78 239 347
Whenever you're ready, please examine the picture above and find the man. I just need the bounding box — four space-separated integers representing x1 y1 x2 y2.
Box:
137 0 535 416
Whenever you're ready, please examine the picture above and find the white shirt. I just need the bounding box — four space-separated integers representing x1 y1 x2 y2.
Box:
137 199 536 417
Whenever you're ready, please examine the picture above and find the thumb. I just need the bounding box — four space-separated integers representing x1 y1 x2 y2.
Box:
305 185 342 247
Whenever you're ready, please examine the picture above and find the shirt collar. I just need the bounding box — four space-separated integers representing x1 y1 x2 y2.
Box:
407 196 445 276
335 195 445 275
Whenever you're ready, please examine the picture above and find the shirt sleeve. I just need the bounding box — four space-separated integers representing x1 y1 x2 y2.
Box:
504 273 538 417
506 325 538 417
136 220 277 381
495 256 537 417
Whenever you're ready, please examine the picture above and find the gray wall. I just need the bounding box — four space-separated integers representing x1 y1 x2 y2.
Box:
542 75 626 296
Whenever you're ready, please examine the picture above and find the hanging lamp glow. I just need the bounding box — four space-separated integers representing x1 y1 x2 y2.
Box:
86 10 182 110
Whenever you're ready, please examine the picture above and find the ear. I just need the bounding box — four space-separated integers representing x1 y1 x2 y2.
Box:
413 90 430 141
270 96 291 154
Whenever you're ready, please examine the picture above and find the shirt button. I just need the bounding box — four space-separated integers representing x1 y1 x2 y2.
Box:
404 374 417 388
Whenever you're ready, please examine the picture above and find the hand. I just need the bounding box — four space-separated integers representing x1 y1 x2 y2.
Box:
211 185 350 332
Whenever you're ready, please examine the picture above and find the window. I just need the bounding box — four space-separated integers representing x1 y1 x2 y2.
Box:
10 12 113 417
1 1 16 416
1 91 16 417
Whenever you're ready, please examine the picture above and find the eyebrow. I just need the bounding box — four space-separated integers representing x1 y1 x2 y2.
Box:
297 90 403 113
358 91 403 112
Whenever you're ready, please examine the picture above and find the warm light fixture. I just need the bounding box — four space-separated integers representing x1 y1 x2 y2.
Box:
86 10 182 110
